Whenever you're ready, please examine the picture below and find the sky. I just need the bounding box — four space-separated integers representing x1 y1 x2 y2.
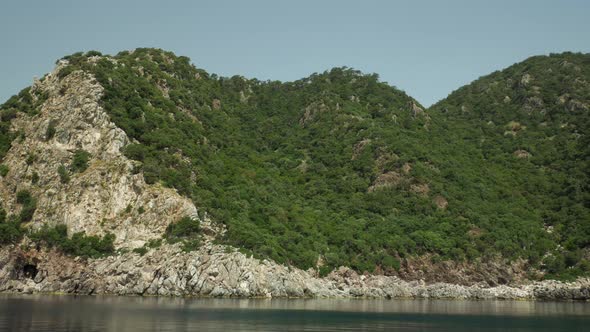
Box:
1 0 589 106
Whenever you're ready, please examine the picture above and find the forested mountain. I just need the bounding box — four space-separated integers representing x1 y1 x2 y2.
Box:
1 49 588 281
431 52 590 279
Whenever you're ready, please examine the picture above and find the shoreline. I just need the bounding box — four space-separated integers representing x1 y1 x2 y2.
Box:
0 291 588 302
2 244 589 301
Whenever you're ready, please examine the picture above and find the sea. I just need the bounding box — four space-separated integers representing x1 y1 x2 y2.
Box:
0 294 588 331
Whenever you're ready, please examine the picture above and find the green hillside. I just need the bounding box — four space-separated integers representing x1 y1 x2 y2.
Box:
1 49 588 280
431 52 590 279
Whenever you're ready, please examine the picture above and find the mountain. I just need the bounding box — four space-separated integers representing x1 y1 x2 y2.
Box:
431 52 590 279
0 49 588 295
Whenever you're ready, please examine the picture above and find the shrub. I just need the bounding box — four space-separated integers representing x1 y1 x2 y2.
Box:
71 150 91 172
0 222 23 244
18 200 37 222
147 238 162 248
58 164 70 183
16 190 32 205
64 232 115 257
57 66 75 79
181 238 200 252
16 190 37 222
29 224 68 247
165 216 200 241
25 153 37 165
2 191 36 236
382 255 401 271
131 238 162 256
45 120 57 140
165 216 201 251
31 172 39 184
133 246 148 256
0 108 17 122
85 50 103 57
30 224 115 258
0 165 8 177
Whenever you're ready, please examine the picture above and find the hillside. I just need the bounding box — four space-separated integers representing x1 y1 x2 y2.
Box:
0 49 589 285
432 52 590 279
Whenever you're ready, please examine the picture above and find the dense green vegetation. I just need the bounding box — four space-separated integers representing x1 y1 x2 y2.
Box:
1 49 588 280
0 165 8 177
432 52 590 280
71 150 90 172
165 216 201 252
29 224 115 258
0 207 22 245
15 190 37 223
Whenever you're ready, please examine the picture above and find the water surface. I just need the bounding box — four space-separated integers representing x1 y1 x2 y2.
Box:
0 294 588 331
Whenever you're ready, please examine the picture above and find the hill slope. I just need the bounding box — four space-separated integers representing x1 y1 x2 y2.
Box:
0 49 588 283
431 52 590 279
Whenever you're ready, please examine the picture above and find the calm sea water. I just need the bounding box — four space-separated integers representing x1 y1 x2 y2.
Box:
0 294 588 331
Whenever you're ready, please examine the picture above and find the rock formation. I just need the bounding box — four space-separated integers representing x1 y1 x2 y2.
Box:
2 243 589 300
0 64 197 249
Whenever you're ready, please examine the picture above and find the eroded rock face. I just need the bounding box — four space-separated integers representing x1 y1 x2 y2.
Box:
0 65 197 249
1 245 588 300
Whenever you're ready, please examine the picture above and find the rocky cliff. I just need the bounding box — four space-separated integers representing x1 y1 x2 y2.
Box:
0 62 198 249
2 243 589 300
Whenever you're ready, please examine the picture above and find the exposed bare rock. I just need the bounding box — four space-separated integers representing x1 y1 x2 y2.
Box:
514 150 532 159
410 101 425 117
351 139 371 160
401 162 412 175
212 99 221 110
156 78 170 98
558 93 570 105
523 96 544 113
0 65 198 249
299 101 330 126
520 73 532 87
368 171 403 192
433 195 448 209
374 150 399 172
504 121 526 136
0 245 588 300
409 183 430 196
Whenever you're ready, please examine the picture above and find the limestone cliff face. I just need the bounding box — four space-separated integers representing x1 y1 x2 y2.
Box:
0 63 197 249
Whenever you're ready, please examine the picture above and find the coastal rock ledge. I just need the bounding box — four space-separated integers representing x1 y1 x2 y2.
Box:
1 244 588 301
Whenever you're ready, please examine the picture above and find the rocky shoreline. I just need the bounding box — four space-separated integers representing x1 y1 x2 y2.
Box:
1 244 588 301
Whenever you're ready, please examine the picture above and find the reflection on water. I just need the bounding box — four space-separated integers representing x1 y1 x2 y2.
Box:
0 294 588 331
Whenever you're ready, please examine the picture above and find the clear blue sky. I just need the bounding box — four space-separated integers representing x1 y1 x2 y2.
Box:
1 0 589 106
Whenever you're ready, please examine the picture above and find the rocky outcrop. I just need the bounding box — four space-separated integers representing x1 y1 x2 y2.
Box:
0 64 198 249
514 149 532 159
1 244 588 300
